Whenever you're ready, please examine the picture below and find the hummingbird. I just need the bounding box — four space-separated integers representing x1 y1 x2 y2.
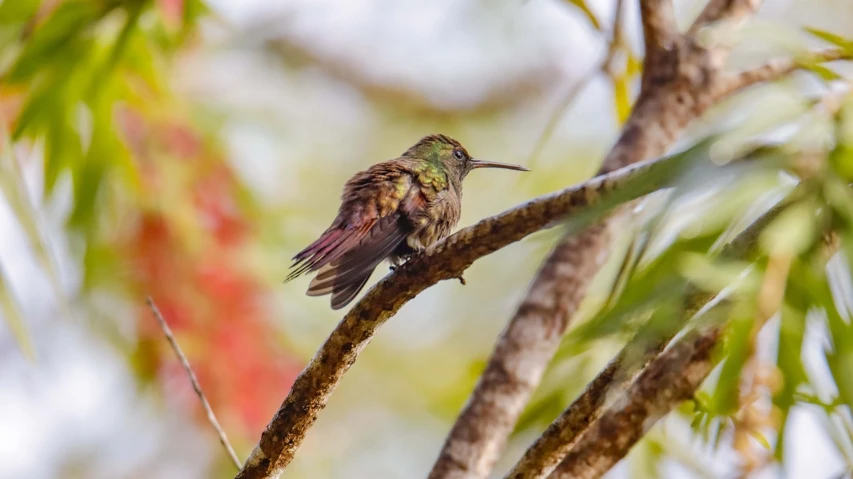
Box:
285 134 529 310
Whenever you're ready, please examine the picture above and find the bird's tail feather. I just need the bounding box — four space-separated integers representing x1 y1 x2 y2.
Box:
330 273 372 310
301 214 408 308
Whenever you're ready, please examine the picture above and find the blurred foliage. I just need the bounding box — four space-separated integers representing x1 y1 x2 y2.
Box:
516 41 853 474
0 2 300 474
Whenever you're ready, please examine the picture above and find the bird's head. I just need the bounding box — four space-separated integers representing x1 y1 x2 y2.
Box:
403 134 529 183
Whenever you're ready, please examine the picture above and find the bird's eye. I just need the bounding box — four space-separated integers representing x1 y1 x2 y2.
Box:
453 149 465 160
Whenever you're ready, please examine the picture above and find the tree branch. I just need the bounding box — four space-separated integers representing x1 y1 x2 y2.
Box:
146 296 242 471
712 48 853 101
507 190 794 479
688 0 762 38
551 325 723 479
639 0 679 92
235 144 704 479
640 0 677 54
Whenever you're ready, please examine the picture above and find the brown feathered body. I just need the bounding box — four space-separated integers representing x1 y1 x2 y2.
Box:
286 134 528 309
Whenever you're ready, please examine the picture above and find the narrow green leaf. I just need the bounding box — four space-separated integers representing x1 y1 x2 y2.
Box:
774 300 808 460
566 0 601 30
804 27 853 53
0 125 65 300
612 73 632 125
0 0 42 26
711 311 754 415
7 1 104 82
0 261 35 360
807 63 843 82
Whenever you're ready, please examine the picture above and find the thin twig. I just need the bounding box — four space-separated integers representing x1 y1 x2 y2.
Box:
688 0 762 37
146 296 242 471
713 48 853 101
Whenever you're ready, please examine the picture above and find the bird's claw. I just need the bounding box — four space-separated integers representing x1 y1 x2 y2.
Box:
456 274 466 286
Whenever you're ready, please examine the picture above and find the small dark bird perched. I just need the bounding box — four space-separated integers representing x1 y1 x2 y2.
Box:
285 134 529 309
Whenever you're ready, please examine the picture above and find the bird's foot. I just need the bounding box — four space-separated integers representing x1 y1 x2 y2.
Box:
456 274 466 286
389 264 398 273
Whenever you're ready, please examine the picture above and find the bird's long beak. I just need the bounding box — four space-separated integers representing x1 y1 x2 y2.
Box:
469 159 530 172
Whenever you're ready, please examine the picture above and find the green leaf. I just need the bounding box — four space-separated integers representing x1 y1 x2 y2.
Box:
612 72 632 125
830 96 853 182
806 63 843 82
750 430 772 450
804 27 853 53
0 0 42 26
0 125 65 305
773 300 808 460
711 310 754 415
760 201 818 256
565 0 601 30
0 261 35 360
6 1 104 82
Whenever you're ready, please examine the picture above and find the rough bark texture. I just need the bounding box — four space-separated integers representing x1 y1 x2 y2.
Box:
426 221 616 479
507 193 792 479
235 145 695 479
549 326 722 479
547 200 835 479
712 48 853 101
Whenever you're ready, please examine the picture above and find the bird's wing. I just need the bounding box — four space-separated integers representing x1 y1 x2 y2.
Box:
305 214 407 296
286 164 423 301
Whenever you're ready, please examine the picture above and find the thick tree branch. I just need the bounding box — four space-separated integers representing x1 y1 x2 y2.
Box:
549 194 834 479
147 297 242 471
507 191 793 479
235 146 703 479
688 0 762 38
639 0 679 92
551 325 722 479
712 48 853 101
640 0 677 54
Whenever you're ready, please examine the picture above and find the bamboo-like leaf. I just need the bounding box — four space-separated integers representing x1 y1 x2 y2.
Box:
7 1 105 82
806 63 843 82
804 27 853 53
0 260 35 360
565 0 601 30
0 0 41 26
0 124 66 307
774 300 808 460
710 310 753 415
830 96 853 182
612 72 632 125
